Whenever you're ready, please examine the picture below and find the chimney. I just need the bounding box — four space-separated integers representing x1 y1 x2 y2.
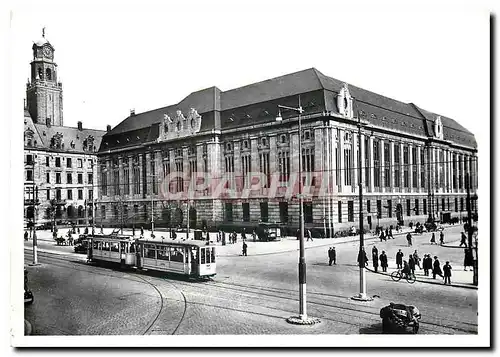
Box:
46 117 51 127
106 125 111 132
77 121 83 131
130 109 135 116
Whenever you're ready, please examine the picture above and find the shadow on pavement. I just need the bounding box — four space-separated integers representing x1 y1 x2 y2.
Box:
359 322 382 334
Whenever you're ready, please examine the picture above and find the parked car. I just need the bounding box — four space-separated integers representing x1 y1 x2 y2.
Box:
24 268 34 305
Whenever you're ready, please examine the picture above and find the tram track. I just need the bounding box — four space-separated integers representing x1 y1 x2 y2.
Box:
24 248 477 335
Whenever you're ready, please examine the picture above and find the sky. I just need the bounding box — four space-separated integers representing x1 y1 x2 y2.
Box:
10 1 489 137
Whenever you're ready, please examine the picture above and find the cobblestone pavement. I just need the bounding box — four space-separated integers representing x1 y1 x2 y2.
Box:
23 224 477 335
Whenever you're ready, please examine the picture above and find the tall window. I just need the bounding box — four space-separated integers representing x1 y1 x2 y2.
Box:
101 205 106 219
55 157 61 167
302 148 315 186
304 202 313 223
46 173 50 183
278 151 290 184
123 163 130 195
151 154 157 194
338 201 342 223
89 189 93 201
394 145 400 188
242 202 250 222
452 154 457 190
373 140 380 188
56 172 61 184
133 156 140 195
377 200 382 219
460 197 464 211
46 157 50 167
100 165 107 196
384 143 390 188
88 173 93 184
347 201 354 222
67 158 72 168
78 173 83 184
225 203 234 221
67 189 73 200
78 189 83 200
56 189 61 201
225 155 234 189
423 199 427 215
366 200 371 213
455 197 458 212
439 150 445 189
407 199 411 216
175 161 184 192
241 154 251 188
442 198 445 211
67 173 72 184
420 148 426 189
259 152 270 188
403 146 409 188
77 159 83 168
46 189 50 200
412 147 418 188
415 199 420 215
364 137 370 189
113 170 120 195
344 133 352 186
260 201 269 222
387 199 392 218
279 202 289 223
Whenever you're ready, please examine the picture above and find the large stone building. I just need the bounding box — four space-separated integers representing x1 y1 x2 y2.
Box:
23 31 106 227
96 68 478 234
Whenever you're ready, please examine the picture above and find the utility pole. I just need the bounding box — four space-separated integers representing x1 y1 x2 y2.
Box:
466 172 478 286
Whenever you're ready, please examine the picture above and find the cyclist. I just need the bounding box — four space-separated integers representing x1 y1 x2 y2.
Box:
401 260 411 279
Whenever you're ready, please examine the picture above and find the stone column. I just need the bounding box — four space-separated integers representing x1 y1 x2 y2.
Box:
352 132 358 193
106 158 112 197
118 156 124 197
360 132 365 193
128 156 133 198
380 138 385 193
416 146 422 193
399 142 404 192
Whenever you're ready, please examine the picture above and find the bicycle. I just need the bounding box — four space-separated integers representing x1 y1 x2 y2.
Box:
390 270 416 284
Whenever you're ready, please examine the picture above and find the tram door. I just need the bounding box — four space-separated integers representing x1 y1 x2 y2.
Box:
190 247 199 276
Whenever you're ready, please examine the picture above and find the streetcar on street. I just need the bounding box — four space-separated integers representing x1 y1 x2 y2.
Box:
86 235 216 279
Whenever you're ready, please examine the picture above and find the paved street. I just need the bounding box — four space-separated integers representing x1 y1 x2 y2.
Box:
24 224 477 335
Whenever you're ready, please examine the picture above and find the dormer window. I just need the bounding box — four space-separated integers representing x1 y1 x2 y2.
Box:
280 134 287 144
261 137 267 146
243 140 249 149
226 143 232 151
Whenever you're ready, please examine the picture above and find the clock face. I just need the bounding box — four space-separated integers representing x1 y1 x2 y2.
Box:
43 46 52 57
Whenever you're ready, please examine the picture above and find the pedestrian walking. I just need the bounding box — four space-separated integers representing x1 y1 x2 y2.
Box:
385 228 389 240
443 261 452 284
357 247 369 268
430 232 436 245
140 226 144 237
459 232 467 247
328 247 337 266
100 225 104 234
413 250 421 269
433 256 444 279
464 248 474 271
221 231 226 246
406 232 412 247
242 241 248 256
233 231 237 244
423 254 432 276
379 231 386 242
91 226 95 235
306 229 313 242
439 231 445 245
242 228 247 241
24 231 28 241
408 255 416 276
396 249 404 269
84 226 89 235
380 251 388 272
77 227 80 234
132 227 136 236
389 227 394 239
372 246 379 272
252 230 257 242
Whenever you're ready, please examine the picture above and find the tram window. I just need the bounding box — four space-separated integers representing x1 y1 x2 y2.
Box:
144 244 156 259
103 242 110 251
130 243 135 253
110 242 119 252
120 242 127 253
205 248 210 264
93 241 99 249
157 246 169 261
191 248 198 263
211 248 216 263
200 248 206 264
170 247 184 263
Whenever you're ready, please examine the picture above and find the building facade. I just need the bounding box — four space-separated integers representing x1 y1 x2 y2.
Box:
96 68 478 234
23 31 106 227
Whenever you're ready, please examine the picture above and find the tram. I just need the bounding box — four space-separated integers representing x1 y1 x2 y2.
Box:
87 235 216 279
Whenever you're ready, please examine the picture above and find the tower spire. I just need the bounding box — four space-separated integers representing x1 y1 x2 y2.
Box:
42 27 45 38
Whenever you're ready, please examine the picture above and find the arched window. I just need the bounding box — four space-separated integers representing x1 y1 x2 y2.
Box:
46 68 52 80
38 67 43 80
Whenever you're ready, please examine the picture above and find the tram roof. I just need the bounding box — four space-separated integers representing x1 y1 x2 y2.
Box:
139 239 215 248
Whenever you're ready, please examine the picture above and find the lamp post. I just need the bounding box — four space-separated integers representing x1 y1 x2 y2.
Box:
277 96 318 325
351 114 371 301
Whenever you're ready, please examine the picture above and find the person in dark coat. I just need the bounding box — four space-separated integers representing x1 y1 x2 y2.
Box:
140 226 144 237
84 226 89 235
459 232 468 247
413 250 421 269
439 231 445 245
408 255 416 276
357 247 368 268
385 228 389 240
24 231 28 241
379 230 385 242
433 256 444 279
396 249 404 269
372 246 379 272
443 261 452 284
464 248 474 271
430 232 436 245
380 251 388 272
328 247 337 266
422 254 431 276
132 227 136 236
406 232 412 247
242 241 248 256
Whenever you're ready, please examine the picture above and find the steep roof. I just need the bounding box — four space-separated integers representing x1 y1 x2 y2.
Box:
24 109 106 153
101 67 476 150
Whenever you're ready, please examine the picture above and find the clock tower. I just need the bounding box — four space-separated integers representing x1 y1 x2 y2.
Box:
26 29 63 126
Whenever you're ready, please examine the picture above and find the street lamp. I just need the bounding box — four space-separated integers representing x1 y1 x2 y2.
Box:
351 114 371 302
277 96 319 325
